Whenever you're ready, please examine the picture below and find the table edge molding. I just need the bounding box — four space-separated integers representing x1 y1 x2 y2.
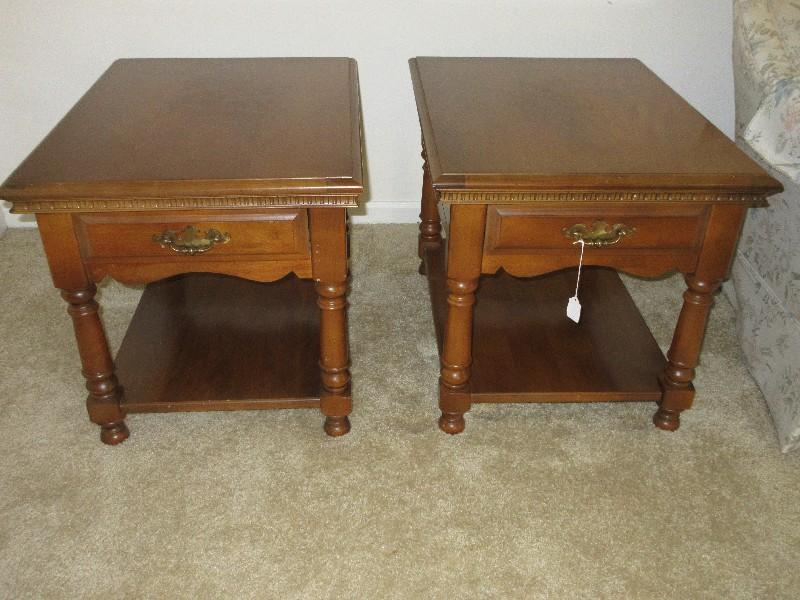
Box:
439 191 770 206
9 194 360 214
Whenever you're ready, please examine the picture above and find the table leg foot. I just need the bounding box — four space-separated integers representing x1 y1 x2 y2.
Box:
438 411 465 434
324 415 351 437
99 421 130 445
652 406 680 431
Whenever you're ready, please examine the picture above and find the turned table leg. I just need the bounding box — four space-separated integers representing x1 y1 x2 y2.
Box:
62 286 129 445
654 204 747 431
439 277 478 433
655 276 718 430
316 281 351 436
418 145 442 274
310 208 352 436
36 214 128 444
438 205 486 433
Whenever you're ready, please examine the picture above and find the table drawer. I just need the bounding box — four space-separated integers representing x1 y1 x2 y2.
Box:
75 209 310 260
484 204 708 253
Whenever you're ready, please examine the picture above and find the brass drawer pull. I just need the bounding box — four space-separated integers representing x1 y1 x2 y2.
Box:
152 225 231 255
562 221 635 247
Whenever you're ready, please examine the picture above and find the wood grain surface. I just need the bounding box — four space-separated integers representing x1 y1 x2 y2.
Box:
116 273 321 413
410 57 780 195
424 245 665 402
1 58 363 199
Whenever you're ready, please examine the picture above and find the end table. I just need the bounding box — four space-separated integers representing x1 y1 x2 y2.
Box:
1 58 363 443
410 57 782 434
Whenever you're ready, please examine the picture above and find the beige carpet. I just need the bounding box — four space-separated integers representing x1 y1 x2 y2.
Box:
0 224 798 599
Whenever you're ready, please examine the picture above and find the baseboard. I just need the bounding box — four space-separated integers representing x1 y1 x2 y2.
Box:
349 201 418 223
2 210 37 228
0 205 8 236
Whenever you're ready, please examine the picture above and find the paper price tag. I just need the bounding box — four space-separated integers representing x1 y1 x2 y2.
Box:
566 296 582 323
566 238 585 323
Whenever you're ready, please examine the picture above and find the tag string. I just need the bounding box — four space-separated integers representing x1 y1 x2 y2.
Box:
573 239 585 299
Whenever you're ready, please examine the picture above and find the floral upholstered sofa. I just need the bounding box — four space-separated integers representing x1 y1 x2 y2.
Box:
731 0 800 452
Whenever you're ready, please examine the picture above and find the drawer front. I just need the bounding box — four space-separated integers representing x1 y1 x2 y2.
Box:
484 204 708 253
481 203 710 278
75 209 309 260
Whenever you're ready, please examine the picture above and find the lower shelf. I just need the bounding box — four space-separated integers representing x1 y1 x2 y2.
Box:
115 273 321 413
424 245 666 403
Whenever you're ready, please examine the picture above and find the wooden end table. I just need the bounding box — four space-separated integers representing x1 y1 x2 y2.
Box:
1 58 363 444
409 57 782 434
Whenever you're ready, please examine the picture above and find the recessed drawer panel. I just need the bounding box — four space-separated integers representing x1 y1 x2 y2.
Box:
484 204 708 253
75 209 309 260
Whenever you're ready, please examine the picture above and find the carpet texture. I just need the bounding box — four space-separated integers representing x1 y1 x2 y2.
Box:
0 225 798 599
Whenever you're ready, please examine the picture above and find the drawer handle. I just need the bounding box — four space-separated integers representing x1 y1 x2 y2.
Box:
152 225 231 255
562 221 635 247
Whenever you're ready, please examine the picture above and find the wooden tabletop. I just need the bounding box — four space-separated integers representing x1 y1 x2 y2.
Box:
410 57 780 195
1 58 363 200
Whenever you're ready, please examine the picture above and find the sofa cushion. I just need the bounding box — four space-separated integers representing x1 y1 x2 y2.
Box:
735 0 800 183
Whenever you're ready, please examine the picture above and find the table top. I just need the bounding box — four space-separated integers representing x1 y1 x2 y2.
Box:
410 57 780 197
1 58 363 202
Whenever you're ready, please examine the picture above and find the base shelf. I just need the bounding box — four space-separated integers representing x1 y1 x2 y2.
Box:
115 273 321 414
424 245 666 403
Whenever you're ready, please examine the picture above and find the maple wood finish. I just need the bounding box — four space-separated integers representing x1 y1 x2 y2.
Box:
1 58 363 443
410 57 782 434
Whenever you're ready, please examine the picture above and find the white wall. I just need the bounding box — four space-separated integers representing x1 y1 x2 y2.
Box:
1 0 734 226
